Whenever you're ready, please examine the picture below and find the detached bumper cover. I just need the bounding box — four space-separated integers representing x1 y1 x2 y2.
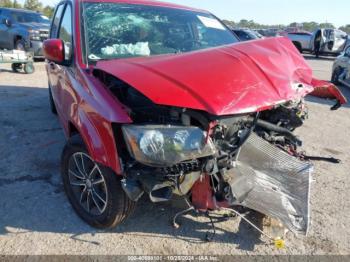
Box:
310 78 347 108
227 133 312 234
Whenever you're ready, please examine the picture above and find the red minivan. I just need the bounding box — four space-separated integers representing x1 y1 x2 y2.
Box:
44 0 346 236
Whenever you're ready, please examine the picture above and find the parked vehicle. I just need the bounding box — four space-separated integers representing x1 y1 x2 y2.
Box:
287 31 313 52
288 28 348 55
0 49 35 73
232 28 263 42
332 45 350 87
43 0 346 236
0 8 50 57
255 28 279 37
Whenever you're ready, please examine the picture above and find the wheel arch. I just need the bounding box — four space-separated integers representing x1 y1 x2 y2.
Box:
66 111 123 176
331 66 344 84
14 35 22 43
292 41 303 53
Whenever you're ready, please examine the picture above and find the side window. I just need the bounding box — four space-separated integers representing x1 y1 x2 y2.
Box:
50 4 65 38
58 5 73 61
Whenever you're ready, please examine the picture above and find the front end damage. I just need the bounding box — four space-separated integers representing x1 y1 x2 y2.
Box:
227 133 312 234
93 37 346 237
114 100 313 235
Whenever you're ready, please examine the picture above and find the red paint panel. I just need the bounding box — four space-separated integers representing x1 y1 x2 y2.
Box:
191 175 215 211
310 78 347 105
96 37 315 116
43 39 64 63
191 175 230 211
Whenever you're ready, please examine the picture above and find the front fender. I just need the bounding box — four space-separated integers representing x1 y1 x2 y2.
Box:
75 107 123 175
65 68 132 176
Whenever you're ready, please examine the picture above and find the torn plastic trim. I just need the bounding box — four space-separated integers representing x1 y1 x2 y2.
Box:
310 78 347 110
226 133 312 235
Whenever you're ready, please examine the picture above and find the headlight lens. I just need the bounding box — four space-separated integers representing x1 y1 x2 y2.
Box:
139 130 164 156
122 125 216 167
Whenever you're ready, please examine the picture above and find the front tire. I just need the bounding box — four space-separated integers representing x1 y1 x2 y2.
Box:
331 67 342 85
61 135 136 229
11 63 22 73
293 42 303 53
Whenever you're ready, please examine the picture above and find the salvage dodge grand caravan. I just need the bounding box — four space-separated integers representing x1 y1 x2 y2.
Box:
44 0 346 236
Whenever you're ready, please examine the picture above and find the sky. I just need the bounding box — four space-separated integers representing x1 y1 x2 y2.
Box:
24 0 350 27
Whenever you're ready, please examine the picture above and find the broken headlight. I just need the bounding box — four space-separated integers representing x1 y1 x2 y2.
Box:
122 125 216 167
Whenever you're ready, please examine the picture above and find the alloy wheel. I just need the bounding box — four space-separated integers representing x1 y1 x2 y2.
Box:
68 152 108 216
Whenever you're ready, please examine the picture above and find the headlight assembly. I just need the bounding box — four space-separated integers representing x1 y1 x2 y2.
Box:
122 125 216 167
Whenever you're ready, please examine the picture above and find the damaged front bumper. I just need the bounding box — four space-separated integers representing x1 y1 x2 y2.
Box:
226 133 312 234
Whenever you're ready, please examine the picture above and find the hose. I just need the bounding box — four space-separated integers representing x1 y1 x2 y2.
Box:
247 118 302 146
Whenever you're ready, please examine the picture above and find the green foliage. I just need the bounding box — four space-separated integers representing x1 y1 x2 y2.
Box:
339 25 350 34
23 0 43 11
223 19 343 34
0 0 14 8
0 0 54 17
223 19 283 30
42 5 54 18
12 0 21 8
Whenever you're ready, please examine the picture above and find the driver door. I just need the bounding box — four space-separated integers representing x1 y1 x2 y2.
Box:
321 29 333 52
343 47 350 86
310 29 327 52
46 4 65 112
332 30 347 53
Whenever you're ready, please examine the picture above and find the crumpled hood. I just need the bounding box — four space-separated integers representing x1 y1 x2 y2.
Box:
96 37 315 115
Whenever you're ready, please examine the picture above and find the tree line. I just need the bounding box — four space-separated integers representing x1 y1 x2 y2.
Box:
0 0 54 18
223 19 350 34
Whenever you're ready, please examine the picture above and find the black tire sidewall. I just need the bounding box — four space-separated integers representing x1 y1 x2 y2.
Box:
293 42 302 53
11 63 22 73
332 67 342 85
61 135 132 229
24 63 34 74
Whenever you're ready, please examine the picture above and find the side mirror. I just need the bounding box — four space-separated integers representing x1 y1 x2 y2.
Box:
4 18 11 27
43 39 65 64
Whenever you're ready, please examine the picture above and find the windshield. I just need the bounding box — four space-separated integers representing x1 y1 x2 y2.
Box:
12 12 50 24
82 3 238 62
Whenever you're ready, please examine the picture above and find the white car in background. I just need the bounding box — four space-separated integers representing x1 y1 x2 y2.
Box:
332 45 350 87
288 28 348 55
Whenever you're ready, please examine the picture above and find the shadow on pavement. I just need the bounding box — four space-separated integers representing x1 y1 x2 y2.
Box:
303 54 337 62
0 85 266 251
